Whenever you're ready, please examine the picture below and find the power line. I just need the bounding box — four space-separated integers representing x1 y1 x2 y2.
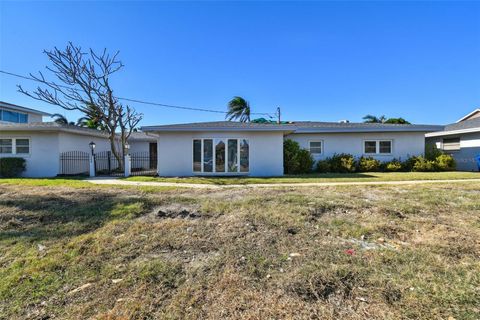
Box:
0 69 274 117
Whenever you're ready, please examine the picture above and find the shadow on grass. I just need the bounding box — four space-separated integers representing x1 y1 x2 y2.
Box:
0 191 148 241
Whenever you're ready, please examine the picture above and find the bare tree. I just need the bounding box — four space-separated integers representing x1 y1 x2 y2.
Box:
18 42 142 167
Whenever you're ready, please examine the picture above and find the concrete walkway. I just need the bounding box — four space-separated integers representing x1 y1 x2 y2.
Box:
85 177 480 189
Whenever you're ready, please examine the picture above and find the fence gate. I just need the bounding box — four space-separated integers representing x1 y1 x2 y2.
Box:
130 151 157 176
59 151 90 176
94 151 124 177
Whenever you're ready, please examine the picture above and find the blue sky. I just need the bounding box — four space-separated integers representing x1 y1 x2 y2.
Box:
1 1 479 126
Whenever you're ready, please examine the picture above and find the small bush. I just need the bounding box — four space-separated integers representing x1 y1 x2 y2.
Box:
316 160 331 173
425 143 443 161
412 156 436 172
0 157 26 178
357 156 381 172
402 156 418 172
328 153 356 173
383 159 403 172
284 139 314 174
435 154 456 171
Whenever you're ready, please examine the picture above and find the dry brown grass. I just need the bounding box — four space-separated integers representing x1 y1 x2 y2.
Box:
0 182 479 319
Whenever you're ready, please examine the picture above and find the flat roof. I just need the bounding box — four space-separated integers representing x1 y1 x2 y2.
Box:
142 120 444 133
0 101 51 116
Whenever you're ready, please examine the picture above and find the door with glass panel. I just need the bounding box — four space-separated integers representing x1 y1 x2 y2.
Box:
193 138 249 174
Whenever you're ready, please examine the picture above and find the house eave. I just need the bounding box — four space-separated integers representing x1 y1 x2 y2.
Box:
425 127 480 137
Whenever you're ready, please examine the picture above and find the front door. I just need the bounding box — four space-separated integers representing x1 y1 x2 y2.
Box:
149 142 158 169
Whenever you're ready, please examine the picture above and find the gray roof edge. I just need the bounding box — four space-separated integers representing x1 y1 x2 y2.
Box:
142 124 444 133
141 126 297 132
294 125 445 133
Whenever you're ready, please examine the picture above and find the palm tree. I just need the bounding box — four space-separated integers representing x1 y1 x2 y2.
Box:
362 114 387 123
384 117 411 124
51 113 75 125
226 96 251 122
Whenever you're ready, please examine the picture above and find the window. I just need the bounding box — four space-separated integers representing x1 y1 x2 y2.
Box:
0 139 12 154
203 139 213 172
442 138 460 151
0 109 28 123
193 139 202 172
364 140 392 155
15 139 30 154
364 141 377 154
379 141 391 154
193 138 249 174
215 139 226 172
0 138 29 154
309 141 322 154
240 139 249 172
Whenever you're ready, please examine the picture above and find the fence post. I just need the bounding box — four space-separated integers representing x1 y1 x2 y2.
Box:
89 154 96 177
124 154 131 177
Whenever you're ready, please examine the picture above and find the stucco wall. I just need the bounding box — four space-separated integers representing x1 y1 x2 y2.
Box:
426 132 480 171
156 131 284 177
0 131 60 177
58 132 111 154
287 132 426 162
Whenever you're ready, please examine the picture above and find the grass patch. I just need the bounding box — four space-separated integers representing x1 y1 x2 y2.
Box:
0 182 479 319
124 171 480 185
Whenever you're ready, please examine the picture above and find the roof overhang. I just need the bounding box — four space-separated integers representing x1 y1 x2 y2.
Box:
294 126 444 134
0 101 51 116
425 127 480 137
0 124 109 138
141 126 297 133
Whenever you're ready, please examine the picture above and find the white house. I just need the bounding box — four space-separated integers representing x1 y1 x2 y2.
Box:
426 109 480 171
0 101 156 177
141 121 443 177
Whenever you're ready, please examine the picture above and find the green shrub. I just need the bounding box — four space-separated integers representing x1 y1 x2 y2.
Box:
283 139 314 174
412 156 436 172
383 159 403 172
425 143 443 161
315 160 331 173
402 156 418 172
358 156 381 172
328 153 356 173
435 154 456 171
0 157 26 178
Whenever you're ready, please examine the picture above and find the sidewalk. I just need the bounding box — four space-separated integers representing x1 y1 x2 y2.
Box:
85 177 480 189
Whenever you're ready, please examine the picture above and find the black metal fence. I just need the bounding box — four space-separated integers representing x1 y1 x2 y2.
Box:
130 151 157 176
94 151 124 177
59 151 89 176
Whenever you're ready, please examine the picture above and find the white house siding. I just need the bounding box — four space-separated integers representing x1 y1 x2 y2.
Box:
156 131 284 177
0 131 112 177
58 132 111 154
0 131 60 177
129 141 151 154
288 132 426 162
427 132 480 171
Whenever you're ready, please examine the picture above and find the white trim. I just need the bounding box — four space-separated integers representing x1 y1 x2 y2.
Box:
362 139 393 156
308 140 323 154
0 136 31 156
425 127 480 137
456 108 480 122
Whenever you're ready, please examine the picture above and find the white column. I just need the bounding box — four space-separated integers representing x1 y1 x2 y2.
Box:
124 154 131 177
89 154 95 177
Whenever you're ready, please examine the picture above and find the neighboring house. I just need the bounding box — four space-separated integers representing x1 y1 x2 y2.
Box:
0 102 156 177
0 101 50 124
426 110 480 171
141 121 443 177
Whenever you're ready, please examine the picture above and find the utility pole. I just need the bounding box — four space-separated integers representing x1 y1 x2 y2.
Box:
276 106 281 124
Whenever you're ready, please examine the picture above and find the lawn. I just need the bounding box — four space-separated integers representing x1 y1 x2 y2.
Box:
0 181 479 319
125 171 480 185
